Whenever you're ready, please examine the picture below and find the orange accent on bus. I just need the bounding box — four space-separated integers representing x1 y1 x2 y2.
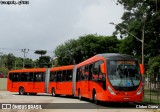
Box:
7 53 143 104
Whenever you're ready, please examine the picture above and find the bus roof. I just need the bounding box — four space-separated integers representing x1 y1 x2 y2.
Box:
9 68 47 73
50 65 74 71
77 53 137 67
97 53 137 60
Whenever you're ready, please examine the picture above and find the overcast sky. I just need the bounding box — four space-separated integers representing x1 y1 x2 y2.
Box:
0 0 124 60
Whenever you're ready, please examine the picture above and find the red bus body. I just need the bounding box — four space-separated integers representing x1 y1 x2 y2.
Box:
7 53 143 103
49 65 74 96
75 53 143 103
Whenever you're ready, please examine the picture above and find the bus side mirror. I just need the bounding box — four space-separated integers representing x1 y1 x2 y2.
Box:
139 64 145 75
100 63 105 74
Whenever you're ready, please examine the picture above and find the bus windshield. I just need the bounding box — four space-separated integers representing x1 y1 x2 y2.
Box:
107 60 141 91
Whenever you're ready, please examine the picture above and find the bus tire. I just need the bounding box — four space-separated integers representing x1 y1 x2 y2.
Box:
19 87 25 95
52 88 57 97
78 89 82 100
93 91 99 104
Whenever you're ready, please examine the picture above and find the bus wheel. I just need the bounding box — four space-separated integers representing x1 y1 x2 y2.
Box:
52 88 56 97
78 89 82 100
93 92 98 104
19 87 25 95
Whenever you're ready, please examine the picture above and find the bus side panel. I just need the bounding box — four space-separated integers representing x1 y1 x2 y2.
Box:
62 82 72 95
33 82 45 93
7 79 15 92
25 82 34 92
12 82 20 92
49 82 56 94
90 81 112 102
56 82 72 95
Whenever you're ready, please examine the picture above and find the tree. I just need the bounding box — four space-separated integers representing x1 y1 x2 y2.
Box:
115 0 160 64
34 50 47 57
146 56 160 90
34 50 51 67
39 56 51 67
25 58 34 68
5 53 16 70
54 34 120 65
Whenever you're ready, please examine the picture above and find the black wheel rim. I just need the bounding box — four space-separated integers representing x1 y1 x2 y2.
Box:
20 88 24 95
52 89 55 96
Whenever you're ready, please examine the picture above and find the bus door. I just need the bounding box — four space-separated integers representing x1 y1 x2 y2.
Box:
33 72 45 92
12 73 20 89
88 64 93 92
8 73 13 89
27 73 34 92
84 65 90 97
56 71 62 93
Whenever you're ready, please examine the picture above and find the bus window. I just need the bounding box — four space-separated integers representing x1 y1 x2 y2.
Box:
66 70 72 81
28 72 34 82
9 73 12 81
76 68 81 81
34 72 45 82
62 70 66 81
80 67 85 80
50 72 54 81
84 65 89 80
57 71 62 82
21 73 27 82
12 73 20 82
107 60 141 90
92 60 104 81
89 64 94 80
50 71 57 82
92 61 99 81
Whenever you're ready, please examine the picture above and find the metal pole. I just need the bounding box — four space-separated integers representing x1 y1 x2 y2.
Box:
21 49 29 69
109 22 144 65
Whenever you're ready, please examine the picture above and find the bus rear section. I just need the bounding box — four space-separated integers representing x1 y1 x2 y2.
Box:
49 65 75 96
75 53 144 103
7 68 47 95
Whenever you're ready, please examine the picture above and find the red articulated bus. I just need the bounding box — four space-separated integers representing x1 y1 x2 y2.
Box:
7 53 144 104
75 53 144 103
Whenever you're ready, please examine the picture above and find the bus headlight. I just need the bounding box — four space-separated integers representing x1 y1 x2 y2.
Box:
137 86 143 95
108 86 116 95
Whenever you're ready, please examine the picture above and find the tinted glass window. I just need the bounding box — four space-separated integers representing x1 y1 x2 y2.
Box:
12 73 20 82
34 72 45 82
66 70 72 81
50 71 57 82
107 60 141 87
62 70 66 81
57 71 62 82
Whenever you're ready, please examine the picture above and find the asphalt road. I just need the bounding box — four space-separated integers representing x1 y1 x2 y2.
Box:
0 91 159 112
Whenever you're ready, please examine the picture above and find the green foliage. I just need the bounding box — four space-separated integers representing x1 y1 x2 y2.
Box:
115 0 160 75
25 58 35 68
147 56 160 82
0 67 9 77
15 57 23 69
54 34 120 65
5 53 16 70
34 50 47 56
116 0 160 61
34 50 51 67
38 56 51 67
